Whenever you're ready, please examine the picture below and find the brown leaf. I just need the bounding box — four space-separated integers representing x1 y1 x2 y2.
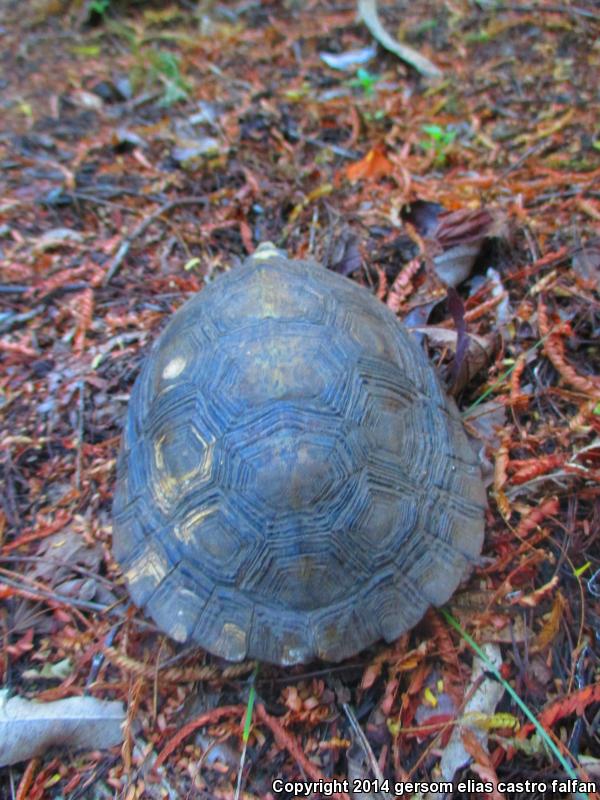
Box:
433 209 497 250
460 727 491 768
361 662 383 691
464 400 507 453
346 145 393 182
511 575 560 608
533 591 566 652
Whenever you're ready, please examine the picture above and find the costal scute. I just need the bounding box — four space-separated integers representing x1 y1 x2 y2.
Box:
112 242 486 665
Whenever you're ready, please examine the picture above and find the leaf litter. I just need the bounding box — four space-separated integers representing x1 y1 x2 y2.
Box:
0 0 599 798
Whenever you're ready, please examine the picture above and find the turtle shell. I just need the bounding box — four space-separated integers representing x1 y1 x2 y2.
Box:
112 243 486 665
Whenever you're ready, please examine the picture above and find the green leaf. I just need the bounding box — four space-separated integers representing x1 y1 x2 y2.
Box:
422 123 445 140
466 30 491 43
71 45 102 56
413 19 438 34
89 0 111 15
349 68 380 95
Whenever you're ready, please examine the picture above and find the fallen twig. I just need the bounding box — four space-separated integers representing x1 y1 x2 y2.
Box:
255 702 351 800
102 197 208 285
154 705 245 770
358 0 442 78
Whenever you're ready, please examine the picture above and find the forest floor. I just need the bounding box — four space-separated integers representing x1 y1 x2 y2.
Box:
0 1 599 798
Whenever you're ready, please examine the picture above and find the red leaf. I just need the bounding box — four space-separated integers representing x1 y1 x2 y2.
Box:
520 683 600 737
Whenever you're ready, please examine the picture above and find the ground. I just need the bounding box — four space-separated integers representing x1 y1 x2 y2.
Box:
0 1 599 799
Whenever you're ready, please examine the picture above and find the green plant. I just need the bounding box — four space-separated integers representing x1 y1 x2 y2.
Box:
419 123 457 165
465 29 492 44
104 19 191 107
349 68 380 97
441 610 590 799
363 109 387 122
148 49 191 106
88 0 111 16
130 47 191 106
412 18 438 35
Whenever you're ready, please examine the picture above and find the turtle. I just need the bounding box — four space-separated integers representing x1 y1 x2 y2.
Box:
111 241 486 665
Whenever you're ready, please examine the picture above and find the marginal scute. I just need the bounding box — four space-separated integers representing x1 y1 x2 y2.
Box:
123 542 171 607
145 568 209 642
112 248 487 665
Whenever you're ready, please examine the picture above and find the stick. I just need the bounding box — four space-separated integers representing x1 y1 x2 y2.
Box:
358 0 442 79
102 196 207 285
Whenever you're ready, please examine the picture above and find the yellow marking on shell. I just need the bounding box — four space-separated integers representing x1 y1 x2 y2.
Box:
174 502 218 544
125 548 168 588
162 356 187 380
154 437 214 508
169 441 214 486
153 434 177 500
199 441 214 480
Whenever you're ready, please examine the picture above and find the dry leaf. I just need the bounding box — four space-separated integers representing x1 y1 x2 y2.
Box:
403 204 507 287
327 230 363 276
411 325 497 393
346 145 393 182
464 399 507 453
432 243 481 287
533 590 566 652
31 530 102 585
536 683 600 731
0 689 125 766
429 209 505 287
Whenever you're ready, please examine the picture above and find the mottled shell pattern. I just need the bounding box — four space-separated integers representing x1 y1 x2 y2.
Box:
112 243 486 665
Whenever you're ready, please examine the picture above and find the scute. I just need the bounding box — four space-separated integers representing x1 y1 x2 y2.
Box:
112 246 486 665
